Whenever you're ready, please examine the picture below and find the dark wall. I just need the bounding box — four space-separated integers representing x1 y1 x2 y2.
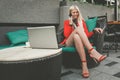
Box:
58 2 114 31
0 0 60 45
0 0 59 24
0 26 26 45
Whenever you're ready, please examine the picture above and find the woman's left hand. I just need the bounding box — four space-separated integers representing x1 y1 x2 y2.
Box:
93 28 103 34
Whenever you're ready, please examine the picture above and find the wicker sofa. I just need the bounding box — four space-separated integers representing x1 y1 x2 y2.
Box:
60 14 107 69
0 25 62 80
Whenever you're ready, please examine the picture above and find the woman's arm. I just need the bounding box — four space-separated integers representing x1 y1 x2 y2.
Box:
64 20 74 38
60 20 74 45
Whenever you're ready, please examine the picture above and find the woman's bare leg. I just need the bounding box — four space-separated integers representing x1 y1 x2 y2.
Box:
74 27 106 60
66 32 89 76
73 34 89 76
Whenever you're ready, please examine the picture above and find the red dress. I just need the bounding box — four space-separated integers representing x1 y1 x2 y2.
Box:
60 19 94 45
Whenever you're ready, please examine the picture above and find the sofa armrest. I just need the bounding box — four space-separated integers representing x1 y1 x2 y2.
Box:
93 32 105 53
90 14 107 53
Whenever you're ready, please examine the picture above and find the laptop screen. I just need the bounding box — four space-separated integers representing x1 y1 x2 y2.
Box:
27 26 58 49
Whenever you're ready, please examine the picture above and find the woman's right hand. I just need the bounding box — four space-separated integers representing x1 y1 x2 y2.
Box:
93 28 103 34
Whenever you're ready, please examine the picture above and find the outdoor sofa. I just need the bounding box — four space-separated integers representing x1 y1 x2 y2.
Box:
60 14 107 69
0 25 62 80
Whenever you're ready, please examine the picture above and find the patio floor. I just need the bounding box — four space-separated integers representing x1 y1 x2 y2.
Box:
61 43 120 80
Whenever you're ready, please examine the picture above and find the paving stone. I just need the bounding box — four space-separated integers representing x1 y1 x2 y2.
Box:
69 68 81 74
61 73 90 80
61 47 120 80
111 63 120 69
89 69 101 77
94 65 119 75
91 73 112 80
105 61 118 67
100 58 112 65
116 56 120 58
106 57 120 63
110 76 120 80
113 72 120 78
61 71 73 77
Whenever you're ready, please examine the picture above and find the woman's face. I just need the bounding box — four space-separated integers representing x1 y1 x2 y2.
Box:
71 9 79 19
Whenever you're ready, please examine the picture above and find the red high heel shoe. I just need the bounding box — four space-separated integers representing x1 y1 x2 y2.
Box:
88 48 107 63
81 60 89 78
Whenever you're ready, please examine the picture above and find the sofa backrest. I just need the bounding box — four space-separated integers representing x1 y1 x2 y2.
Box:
0 24 58 45
0 26 26 45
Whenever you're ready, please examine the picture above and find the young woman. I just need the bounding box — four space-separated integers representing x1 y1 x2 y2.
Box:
60 5 107 78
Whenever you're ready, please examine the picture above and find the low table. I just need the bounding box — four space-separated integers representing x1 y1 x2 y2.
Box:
0 46 62 80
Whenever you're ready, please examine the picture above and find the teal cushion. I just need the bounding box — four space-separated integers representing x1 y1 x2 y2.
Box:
62 46 96 53
6 29 28 46
62 46 77 53
85 17 98 32
0 45 11 50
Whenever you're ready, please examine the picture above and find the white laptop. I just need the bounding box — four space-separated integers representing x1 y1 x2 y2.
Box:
27 26 58 49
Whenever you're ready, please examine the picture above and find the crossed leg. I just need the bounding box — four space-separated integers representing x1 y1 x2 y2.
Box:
65 28 89 77
66 27 105 61
65 26 106 77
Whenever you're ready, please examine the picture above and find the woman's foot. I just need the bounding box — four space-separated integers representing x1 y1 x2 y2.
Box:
88 48 107 63
81 61 89 78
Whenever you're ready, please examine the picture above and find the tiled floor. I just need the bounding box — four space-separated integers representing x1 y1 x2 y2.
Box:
61 49 120 80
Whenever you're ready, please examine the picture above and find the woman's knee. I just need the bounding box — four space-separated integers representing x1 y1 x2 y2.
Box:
75 27 84 34
73 33 81 41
